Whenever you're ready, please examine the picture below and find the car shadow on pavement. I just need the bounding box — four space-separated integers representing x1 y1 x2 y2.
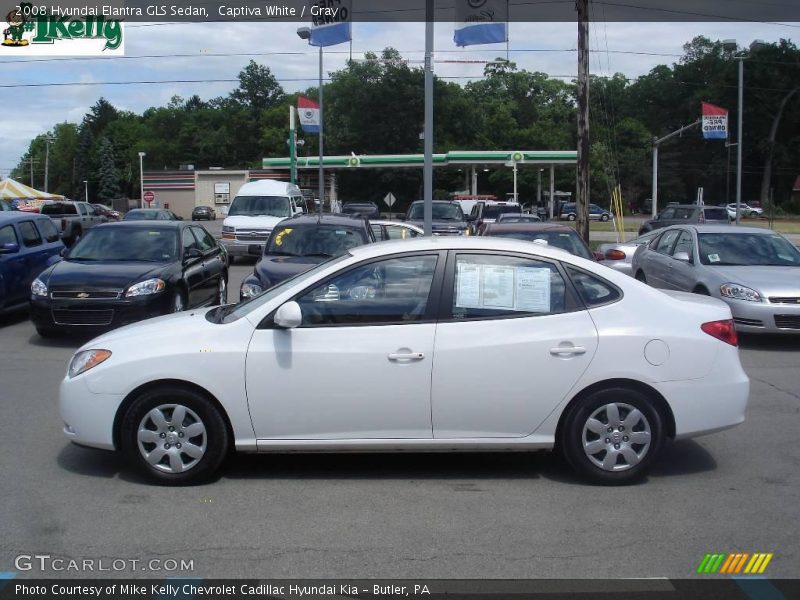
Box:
0 310 28 329
738 333 800 352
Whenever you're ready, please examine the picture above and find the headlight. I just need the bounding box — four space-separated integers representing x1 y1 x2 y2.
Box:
241 283 263 299
720 283 762 302
125 278 166 297
68 349 112 378
31 277 48 297
222 225 235 233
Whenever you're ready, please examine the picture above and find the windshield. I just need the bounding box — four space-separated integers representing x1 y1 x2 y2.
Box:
407 203 464 221
41 203 77 216
698 233 800 267
124 210 162 221
488 230 594 260
483 205 521 219
266 225 368 257
703 208 729 221
229 195 291 218
68 227 178 262
217 254 350 324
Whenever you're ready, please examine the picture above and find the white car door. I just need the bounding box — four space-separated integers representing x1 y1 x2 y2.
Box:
431 252 599 438
245 252 444 439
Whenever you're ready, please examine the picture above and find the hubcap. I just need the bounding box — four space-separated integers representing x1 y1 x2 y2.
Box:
582 402 651 472
136 404 207 473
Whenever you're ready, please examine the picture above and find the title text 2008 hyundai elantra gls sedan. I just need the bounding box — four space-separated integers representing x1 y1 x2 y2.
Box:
59 237 749 485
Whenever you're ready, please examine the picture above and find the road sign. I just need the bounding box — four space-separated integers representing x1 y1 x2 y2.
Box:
383 193 396 208
143 191 155 206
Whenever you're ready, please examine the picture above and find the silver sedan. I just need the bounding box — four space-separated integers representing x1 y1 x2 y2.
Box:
598 231 660 276
631 225 800 334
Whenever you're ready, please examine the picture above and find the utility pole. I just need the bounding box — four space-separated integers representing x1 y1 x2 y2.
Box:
423 0 434 236
576 0 590 243
29 157 39 188
44 136 54 193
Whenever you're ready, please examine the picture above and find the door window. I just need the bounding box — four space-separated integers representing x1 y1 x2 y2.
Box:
191 227 217 252
182 228 200 254
658 208 675 220
296 255 439 326
450 254 567 320
567 267 622 308
385 225 420 240
18 221 42 247
671 230 694 259
35 219 60 243
654 229 680 255
0 224 18 248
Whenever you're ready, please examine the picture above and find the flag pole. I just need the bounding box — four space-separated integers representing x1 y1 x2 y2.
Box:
423 0 434 237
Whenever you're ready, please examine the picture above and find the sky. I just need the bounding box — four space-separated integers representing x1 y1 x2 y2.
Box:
1 19 798 180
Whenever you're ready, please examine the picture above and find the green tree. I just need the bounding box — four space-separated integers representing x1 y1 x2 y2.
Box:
96 137 120 200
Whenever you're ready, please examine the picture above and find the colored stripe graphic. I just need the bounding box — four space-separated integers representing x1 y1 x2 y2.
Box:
698 553 774 575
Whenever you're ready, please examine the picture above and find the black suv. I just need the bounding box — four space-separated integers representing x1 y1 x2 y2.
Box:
404 200 468 236
239 214 375 300
638 204 730 235
341 202 381 219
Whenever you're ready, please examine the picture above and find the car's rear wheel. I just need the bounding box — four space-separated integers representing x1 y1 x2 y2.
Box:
635 271 647 284
121 386 229 485
600 214 610 222
560 387 665 485
568 214 576 221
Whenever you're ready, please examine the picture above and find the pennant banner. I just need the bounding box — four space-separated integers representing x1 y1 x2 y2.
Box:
309 0 352 47
298 97 320 134
702 102 728 140
454 0 509 47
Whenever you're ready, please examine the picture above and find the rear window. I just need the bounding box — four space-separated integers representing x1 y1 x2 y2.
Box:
41 203 77 216
703 208 729 221
487 230 594 260
483 205 521 219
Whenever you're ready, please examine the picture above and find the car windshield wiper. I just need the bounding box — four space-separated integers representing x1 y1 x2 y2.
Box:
266 250 297 257
304 253 334 258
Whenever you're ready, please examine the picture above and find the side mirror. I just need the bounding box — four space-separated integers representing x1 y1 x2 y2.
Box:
274 301 302 329
248 244 262 256
674 251 692 263
0 242 20 254
183 248 203 262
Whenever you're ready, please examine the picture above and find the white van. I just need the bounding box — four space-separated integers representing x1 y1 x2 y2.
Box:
221 180 304 259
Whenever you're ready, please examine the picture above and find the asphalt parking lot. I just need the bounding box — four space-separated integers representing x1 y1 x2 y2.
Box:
2 242 799 580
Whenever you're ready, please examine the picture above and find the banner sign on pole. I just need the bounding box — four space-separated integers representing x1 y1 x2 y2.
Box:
702 102 728 140
454 0 509 47
309 0 352 47
298 97 321 134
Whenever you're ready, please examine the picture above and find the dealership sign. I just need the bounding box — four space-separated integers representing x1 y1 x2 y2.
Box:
702 102 728 140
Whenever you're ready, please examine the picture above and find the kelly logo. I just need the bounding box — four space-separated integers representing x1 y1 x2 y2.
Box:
2 3 124 55
697 552 774 575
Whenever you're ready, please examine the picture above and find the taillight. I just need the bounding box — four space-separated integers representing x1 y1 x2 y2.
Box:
701 320 738 346
604 249 626 261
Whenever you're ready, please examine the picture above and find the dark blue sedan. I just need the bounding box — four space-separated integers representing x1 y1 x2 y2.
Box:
0 212 64 314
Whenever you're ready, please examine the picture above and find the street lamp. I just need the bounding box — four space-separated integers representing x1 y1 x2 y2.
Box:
138 151 146 209
83 180 88 203
722 39 765 225
297 26 324 217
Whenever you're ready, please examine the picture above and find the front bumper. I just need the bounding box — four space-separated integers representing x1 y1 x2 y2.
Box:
59 375 123 450
221 238 266 257
31 293 172 333
726 298 800 334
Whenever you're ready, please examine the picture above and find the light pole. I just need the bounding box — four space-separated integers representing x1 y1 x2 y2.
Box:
44 136 54 193
297 26 324 217
83 180 88 203
722 39 765 225
138 151 146 209
537 168 544 206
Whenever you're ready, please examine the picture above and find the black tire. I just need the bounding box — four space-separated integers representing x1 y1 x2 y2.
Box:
635 270 647 284
600 214 609 222
568 214 577 221
560 387 665 485
120 385 229 485
693 286 710 296
36 326 59 339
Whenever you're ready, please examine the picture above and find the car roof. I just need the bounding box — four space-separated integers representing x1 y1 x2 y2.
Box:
347 235 594 264
235 179 300 196
0 212 51 224
281 214 367 227
672 224 779 235
409 200 459 205
370 220 424 232
96 220 185 230
483 222 576 233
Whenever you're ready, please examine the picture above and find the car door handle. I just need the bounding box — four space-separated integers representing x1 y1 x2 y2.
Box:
550 346 587 357
388 352 425 362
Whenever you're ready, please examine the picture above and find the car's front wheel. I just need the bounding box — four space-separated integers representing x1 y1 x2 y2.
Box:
568 214 577 221
600 214 610 222
120 386 229 485
560 387 665 485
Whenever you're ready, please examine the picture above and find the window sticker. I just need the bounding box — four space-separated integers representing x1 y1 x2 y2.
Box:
274 228 293 246
455 263 481 308
482 266 515 308
515 267 551 313
708 253 721 263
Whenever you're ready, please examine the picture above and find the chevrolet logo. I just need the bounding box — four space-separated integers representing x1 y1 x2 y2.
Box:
77 292 90 299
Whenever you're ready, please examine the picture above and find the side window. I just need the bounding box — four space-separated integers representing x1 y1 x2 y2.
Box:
658 208 675 220
77 203 87 216
18 221 42 247
182 228 199 254
86 205 97 216
567 267 622 308
451 254 567 320
35 218 60 243
671 231 694 259
296 255 439 326
191 227 216 252
0 224 19 249
654 230 680 255
370 224 385 241
387 225 420 240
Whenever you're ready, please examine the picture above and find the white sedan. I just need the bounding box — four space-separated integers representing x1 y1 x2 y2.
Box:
59 238 749 485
